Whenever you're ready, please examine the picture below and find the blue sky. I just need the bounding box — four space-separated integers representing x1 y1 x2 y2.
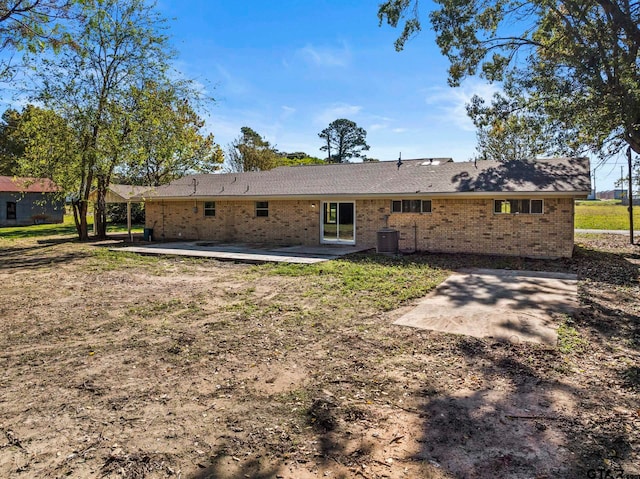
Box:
157 1 498 163
155 0 628 191
0 0 626 191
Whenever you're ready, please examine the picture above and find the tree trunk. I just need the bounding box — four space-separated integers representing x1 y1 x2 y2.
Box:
325 138 332 163
628 146 634 245
77 161 93 241
72 198 89 241
94 175 108 239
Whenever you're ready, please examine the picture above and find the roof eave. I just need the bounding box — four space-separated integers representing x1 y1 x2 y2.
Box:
139 190 592 202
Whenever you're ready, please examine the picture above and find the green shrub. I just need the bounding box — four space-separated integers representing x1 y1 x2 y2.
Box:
107 202 145 224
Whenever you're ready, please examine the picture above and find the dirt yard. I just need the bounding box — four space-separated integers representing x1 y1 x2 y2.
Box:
0 233 639 479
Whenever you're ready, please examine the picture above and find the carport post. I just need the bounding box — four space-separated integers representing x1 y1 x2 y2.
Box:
127 201 132 242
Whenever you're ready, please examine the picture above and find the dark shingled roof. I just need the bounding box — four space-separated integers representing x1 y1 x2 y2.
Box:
0 176 60 193
137 157 591 200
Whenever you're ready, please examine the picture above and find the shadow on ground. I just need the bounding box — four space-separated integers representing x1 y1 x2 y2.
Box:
0 241 92 271
412 340 597 478
195 244 638 478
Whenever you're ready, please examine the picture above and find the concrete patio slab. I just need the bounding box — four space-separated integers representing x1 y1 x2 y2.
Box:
395 268 578 345
114 242 370 264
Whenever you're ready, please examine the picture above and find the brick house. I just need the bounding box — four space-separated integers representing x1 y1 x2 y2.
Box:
0 176 64 227
138 157 591 259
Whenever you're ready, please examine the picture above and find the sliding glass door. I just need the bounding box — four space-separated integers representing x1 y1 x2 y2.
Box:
321 201 355 244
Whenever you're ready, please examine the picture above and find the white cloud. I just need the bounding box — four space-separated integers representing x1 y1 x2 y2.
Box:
369 124 407 134
281 105 296 118
423 80 501 132
297 42 351 68
373 115 393 122
315 103 362 125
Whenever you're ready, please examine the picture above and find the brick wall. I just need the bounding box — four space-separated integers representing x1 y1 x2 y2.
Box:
145 199 321 245
386 197 575 258
145 196 575 258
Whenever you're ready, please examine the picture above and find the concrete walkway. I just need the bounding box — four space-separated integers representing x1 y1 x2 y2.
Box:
115 242 369 264
395 268 578 345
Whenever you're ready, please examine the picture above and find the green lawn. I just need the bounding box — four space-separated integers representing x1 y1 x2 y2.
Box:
0 215 143 241
575 200 640 229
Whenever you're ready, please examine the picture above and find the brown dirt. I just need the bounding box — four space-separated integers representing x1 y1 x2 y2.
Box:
0 233 639 479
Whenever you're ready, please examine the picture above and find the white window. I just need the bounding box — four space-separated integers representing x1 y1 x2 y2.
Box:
391 199 432 213
494 199 543 214
256 201 269 217
204 201 216 217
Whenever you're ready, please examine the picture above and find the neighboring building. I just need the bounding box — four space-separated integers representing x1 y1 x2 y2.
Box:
614 189 628 200
597 190 614 200
599 189 628 200
0 176 64 227
137 157 591 259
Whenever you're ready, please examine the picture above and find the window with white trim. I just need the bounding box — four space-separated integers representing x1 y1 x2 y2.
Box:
256 201 269 217
391 199 432 213
204 201 216 217
494 199 543 214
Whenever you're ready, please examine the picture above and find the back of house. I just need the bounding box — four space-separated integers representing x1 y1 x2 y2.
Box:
136 157 591 259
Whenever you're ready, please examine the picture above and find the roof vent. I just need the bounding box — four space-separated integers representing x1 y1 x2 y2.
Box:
421 159 440 166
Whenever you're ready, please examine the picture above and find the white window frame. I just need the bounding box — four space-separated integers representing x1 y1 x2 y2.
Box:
494 199 544 215
203 201 216 217
391 199 432 213
255 201 269 217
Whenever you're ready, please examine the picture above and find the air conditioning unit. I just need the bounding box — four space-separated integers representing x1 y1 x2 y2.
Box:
377 229 399 254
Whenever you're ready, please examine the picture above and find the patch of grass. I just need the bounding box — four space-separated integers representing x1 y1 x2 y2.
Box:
174 301 208 321
90 248 162 271
0 215 79 240
575 199 620 206
224 286 256 298
107 223 144 234
621 366 640 390
275 388 313 413
259 253 449 311
575 201 640 230
0 214 143 241
557 318 587 354
129 299 184 317
222 300 260 319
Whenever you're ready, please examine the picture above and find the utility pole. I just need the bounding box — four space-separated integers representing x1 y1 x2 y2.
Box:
591 161 605 199
628 146 634 245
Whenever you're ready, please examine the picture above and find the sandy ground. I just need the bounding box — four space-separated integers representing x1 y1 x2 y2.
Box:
0 234 639 479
